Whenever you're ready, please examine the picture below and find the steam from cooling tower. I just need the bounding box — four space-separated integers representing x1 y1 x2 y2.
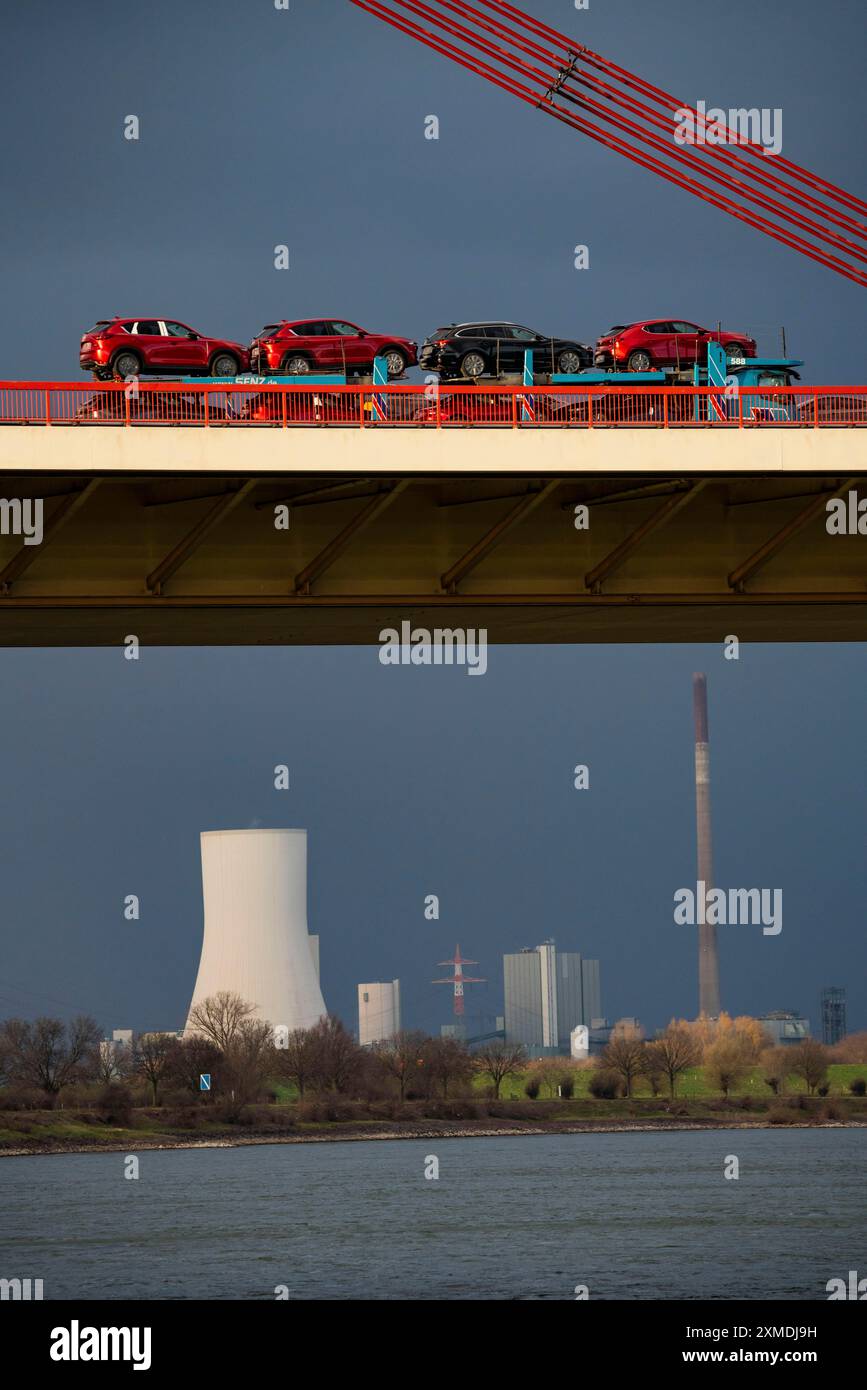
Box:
186 829 326 1035
693 674 721 1018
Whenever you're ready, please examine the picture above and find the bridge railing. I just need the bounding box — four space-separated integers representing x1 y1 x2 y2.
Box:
0 382 865 427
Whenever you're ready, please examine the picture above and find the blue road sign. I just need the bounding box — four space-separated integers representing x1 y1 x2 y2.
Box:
199 1074 211 1092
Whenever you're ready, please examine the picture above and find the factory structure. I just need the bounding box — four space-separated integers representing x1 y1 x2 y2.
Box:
358 980 402 1046
128 673 838 1050
185 829 327 1038
820 987 847 1046
504 941 602 1057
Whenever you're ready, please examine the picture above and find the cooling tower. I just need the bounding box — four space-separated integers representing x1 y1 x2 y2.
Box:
186 829 326 1033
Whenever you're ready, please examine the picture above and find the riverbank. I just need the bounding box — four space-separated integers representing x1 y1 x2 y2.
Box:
2 1113 865 1157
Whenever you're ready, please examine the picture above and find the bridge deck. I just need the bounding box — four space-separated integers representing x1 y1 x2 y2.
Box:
0 407 865 646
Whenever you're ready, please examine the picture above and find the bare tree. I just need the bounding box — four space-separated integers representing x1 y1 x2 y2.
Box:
474 1042 527 1100
134 1032 177 1106
221 1019 276 1115
601 1035 646 1097
759 1045 791 1095
646 1025 701 1098
278 1027 318 1098
788 1039 829 1095
0 1018 29 1085
167 1035 222 1095
187 992 257 1052
0 1015 101 1097
372 1030 428 1100
704 1036 753 1097
306 1016 362 1094
421 1037 474 1098
94 1039 134 1086
831 1030 867 1064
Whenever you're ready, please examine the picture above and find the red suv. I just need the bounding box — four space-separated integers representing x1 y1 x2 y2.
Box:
595 320 756 371
249 319 417 378
80 318 250 379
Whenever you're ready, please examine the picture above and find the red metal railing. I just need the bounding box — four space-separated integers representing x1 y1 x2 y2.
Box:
0 382 865 427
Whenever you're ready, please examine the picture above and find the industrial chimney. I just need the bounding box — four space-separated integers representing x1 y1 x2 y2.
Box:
693 674 721 1018
186 829 326 1035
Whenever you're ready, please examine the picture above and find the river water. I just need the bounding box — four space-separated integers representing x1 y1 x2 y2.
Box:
1 1129 863 1300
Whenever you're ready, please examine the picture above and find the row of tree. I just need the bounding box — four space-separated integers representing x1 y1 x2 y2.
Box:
0 996 854 1110
0 995 528 1109
600 1022 834 1098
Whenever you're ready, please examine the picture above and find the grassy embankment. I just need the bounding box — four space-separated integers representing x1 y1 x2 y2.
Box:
2 1064 866 1153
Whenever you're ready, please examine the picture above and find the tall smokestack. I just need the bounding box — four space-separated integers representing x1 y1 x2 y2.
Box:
693 673 721 1017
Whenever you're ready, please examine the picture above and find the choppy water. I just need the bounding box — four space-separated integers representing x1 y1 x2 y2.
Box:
1 1129 864 1300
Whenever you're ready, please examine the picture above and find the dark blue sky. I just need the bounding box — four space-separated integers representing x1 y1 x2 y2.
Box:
0 0 864 380
0 5 864 1040
0 645 863 1037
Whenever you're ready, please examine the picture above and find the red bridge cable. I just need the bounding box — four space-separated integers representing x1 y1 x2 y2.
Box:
432 0 866 243
350 0 867 285
481 0 867 217
387 0 867 264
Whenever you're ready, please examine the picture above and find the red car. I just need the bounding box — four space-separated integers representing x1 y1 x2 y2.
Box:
239 389 347 424
594 320 756 371
414 386 543 424
80 318 250 380
249 319 417 378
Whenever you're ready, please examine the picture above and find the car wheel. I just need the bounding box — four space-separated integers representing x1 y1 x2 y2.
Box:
211 353 239 378
460 352 487 379
384 349 407 379
557 350 583 374
112 351 141 379
627 350 652 372
726 343 747 358
284 356 311 376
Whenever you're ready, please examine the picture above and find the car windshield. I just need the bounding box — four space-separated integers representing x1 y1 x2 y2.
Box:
87 321 113 334
258 325 281 338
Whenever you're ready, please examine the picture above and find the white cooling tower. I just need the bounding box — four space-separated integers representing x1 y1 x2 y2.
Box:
186 829 326 1033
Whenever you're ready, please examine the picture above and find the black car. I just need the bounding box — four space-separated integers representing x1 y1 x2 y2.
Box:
419 323 592 379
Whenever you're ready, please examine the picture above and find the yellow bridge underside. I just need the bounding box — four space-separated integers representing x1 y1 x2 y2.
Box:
0 426 864 645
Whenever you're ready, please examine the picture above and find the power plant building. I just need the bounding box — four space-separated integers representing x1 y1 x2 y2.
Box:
358 980 402 1046
504 942 601 1052
759 1011 810 1046
186 829 327 1036
820 987 846 1046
